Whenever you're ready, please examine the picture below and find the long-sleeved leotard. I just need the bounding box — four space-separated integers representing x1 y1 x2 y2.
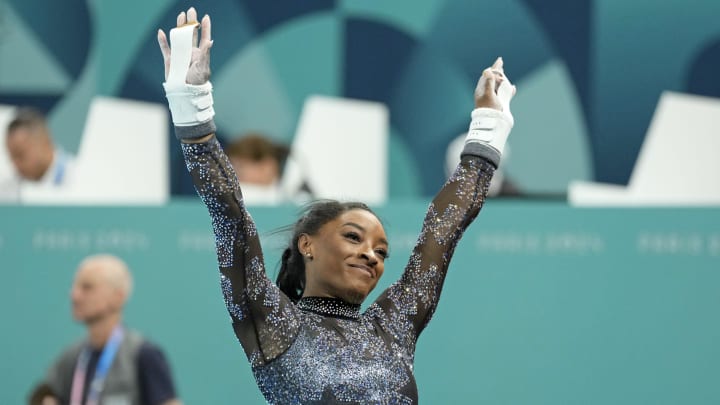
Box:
182 137 495 404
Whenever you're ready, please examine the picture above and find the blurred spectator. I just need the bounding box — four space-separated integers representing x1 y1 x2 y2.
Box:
1 108 76 202
225 133 312 205
28 254 182 405
226 133 287 186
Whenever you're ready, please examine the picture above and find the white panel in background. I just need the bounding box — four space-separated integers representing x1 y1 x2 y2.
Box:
567 181 634 206
22 97 169 205
569 91 720 206
629 92 720 198
284 95 389 205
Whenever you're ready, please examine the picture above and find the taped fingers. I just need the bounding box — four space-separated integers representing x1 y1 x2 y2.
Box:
483 70 497 95
491 56 504 71
186 8 199 46
497 80 515 108
187 7 198 23
157 29 170 58
157 29 171 79
200 14 212 50
161 7 216 136
166 24 197 87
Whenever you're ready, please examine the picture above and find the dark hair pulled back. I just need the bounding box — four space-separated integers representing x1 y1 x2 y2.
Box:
276 200 375 303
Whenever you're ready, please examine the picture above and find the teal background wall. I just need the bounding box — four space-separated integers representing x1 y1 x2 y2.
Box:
1 202 719 404
3 0 720 196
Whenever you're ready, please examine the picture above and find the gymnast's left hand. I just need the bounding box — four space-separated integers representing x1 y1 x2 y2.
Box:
474 57 516 113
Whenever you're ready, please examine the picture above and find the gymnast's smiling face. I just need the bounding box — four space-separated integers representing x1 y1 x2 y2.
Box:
299 209 389 304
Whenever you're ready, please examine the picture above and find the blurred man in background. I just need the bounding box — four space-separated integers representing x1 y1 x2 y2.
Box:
225 133 312 205
226 133 288 188
29 254 182 405
1 108 76 202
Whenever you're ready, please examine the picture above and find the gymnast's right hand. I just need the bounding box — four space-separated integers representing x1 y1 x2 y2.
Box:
157 7 213 85
157 7 216 139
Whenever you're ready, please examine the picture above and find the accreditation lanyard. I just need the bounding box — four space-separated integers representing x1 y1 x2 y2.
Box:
70 326 124 405
52 150 68 186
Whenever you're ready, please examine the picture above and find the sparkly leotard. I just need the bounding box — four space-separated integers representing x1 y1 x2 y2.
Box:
182 137 494 404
